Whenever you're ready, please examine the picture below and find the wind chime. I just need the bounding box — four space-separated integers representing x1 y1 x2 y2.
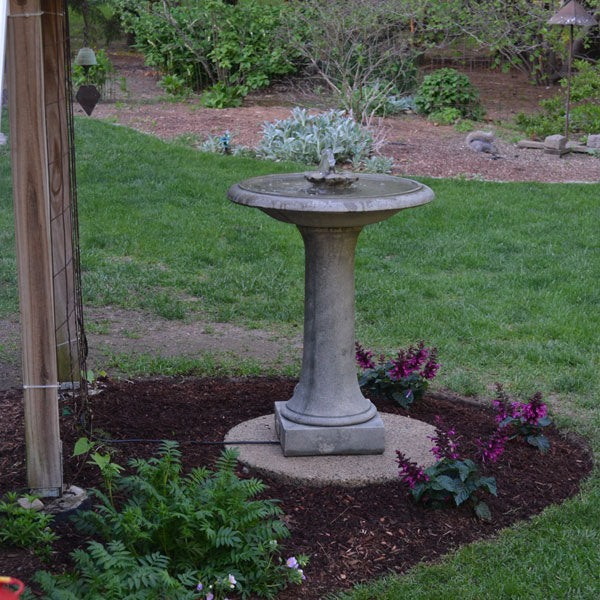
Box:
75 45 100 115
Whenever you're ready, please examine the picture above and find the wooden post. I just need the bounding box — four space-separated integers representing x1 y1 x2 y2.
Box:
42 0 80 382
7 0 62 496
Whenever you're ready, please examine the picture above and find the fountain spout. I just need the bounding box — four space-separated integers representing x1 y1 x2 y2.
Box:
304 150 359 194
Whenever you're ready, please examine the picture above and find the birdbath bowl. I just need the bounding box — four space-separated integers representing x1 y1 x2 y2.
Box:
228 156 433 456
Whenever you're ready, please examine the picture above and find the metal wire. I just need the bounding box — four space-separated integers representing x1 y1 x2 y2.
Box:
53 0 89 424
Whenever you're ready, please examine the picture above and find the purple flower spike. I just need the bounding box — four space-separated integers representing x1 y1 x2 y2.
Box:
396 451 429 488
477 431 508 464
355 342 375 370
429 416 460 460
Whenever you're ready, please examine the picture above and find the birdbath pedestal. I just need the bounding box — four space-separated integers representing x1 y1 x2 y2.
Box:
228 162 433 456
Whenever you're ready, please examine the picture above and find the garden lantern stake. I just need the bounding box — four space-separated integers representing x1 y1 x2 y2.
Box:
547 0 597 139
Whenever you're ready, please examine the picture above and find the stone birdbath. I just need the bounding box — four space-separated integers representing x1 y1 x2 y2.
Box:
227 152 433 456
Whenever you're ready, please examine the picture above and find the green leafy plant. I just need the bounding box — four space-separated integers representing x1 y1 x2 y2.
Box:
23 540 199 600
72 442 306 598
356 341 439 409
0 492 57 560
454 118 477 133
360 155 395 174
158 74 192 99
414 68 485 120
196 131 255 158
397 417 498 520
516 60 600 139
258 107 373 165
114 0 298 99
427 107 462 126
201 82 245 108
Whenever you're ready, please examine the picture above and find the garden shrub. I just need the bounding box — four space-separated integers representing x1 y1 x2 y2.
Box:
257 107 374 165
114 0 299 104
282 0 419 123
516 60 600 139
69 442 305 599
427 107 462 126
414 68 485 120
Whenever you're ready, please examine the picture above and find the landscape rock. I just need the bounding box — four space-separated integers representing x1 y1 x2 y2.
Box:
17 496 44 511
544 134 567 150
587 134 600 148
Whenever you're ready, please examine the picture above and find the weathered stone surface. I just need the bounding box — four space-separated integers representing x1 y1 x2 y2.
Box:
66 485 85 496
43 484 91 521
587 134 600 148
544 134 567 150
17 497 44 511
225 412 436 486
566 141 589 153
517 140 545 149
274 401 385 456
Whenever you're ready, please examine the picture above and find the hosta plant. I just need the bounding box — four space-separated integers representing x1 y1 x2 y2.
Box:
355 341 439 409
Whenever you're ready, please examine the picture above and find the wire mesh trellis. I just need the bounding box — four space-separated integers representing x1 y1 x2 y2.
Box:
49 0 89 423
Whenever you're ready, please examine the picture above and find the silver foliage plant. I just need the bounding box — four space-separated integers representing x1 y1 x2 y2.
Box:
256 107 374 165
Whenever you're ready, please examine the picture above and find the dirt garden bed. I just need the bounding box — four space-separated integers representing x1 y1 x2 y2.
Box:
85 51 600 183
0 377 593 599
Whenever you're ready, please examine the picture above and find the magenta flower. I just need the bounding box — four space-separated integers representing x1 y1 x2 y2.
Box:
477 431 508 464
396 451 429 488
355 342 375 370
521 391 547 425
428 416 460 460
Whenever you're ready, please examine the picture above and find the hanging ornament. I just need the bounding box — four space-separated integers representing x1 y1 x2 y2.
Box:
74 47 100 116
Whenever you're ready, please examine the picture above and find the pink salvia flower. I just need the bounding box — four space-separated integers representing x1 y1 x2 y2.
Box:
355 342 375 370
428 416 460 460
477 431 508 464
396 451 429 488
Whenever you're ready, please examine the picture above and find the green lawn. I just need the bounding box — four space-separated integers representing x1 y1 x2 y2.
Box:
0 117 599 598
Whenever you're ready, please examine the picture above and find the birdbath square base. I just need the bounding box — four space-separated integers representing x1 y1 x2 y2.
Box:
274 401 385 457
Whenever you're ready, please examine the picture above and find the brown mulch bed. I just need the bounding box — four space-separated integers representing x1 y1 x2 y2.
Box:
0 377 593 599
